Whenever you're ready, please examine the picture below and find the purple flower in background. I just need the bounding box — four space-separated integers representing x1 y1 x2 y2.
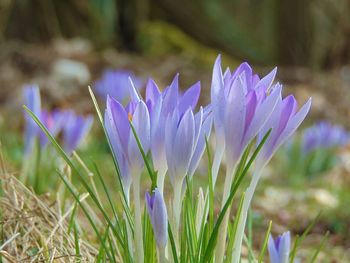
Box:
302 121 350 154
62 111 93 155
104 83 150 195
145 188 168 248
23 85 41 155
268 231 291 263
257 95 312 167
95 70 142 102
39 109 65 147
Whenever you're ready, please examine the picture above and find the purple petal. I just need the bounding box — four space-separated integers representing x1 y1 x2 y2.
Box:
178 81 201 115
163 74 179 115
242 84 281 148
268 235 280 263
104 111 131 189
107 96 130 152
211 55 226 137
224 77 246 164
188 107 213 178
128 77 141 102
128 101 151 164
166 109 195 184
279 232 291 263
274 98 312 152
146 78 161 108
255 67 277 93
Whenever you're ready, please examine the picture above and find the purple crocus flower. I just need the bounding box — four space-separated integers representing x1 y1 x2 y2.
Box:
145 75 203 194
23 85 41 155
145 188 168 248
257 95 312 167
95 69 142 103
211 55 280 185
165 108 196 187
268 231 291 263
39 109 65 147
302 121 350 154
61 110 93 155
104 84 150 195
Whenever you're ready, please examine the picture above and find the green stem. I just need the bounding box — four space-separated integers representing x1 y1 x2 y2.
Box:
215 163 236 263
158 246 167 263
172 180 182 247
212 140 225 187
33 143 41 193
133 176 144 262
157 169 167 196
230 170 261 263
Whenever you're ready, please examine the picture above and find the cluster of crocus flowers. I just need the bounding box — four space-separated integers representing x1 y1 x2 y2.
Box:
210 56 311 262
104 73 212 260
23 85 93 156
99 54 310 262
302 121 350 154
95 69 143 103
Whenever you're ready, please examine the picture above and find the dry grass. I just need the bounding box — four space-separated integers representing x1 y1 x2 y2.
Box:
0 173 98 262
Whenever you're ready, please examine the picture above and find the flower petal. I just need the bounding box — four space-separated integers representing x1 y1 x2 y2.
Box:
178 81 201 114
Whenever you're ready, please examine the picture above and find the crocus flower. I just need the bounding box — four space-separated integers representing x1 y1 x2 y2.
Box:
39 109 65 147
145 188 168 248
95 69 142 102
268 231 291 263
302 121 350 154
145 75 203 194
23 85 41 155
211 55 280 185
61 110 93 155
257 95 312 167
104 84 150 195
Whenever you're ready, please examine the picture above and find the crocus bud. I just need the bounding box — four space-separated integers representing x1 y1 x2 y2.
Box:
145 188 168 248
268 231 291 263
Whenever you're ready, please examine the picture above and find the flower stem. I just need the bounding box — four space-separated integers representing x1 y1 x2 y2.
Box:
157 169 167 196
133 177 144 263
230 170 261 263
215 163 235 263
158 246 167 263
172 180 183 246
212 140 225 187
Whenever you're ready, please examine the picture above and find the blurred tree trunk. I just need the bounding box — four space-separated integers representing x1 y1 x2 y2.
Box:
276 0 314 66
116 0 148 51
4 0 101 42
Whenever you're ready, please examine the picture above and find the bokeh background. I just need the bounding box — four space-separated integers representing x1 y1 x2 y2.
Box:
1 0 350 261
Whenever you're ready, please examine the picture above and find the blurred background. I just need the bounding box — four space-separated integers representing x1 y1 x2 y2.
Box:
1 0 350 123
1 0 350 260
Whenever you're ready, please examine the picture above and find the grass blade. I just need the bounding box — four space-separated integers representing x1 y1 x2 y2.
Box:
258 220 272 263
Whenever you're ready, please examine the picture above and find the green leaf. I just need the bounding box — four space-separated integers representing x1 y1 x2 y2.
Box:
309 231 329 263
168 222 179 263
201 129 271 263
258 220 272 263
290 211 322 262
